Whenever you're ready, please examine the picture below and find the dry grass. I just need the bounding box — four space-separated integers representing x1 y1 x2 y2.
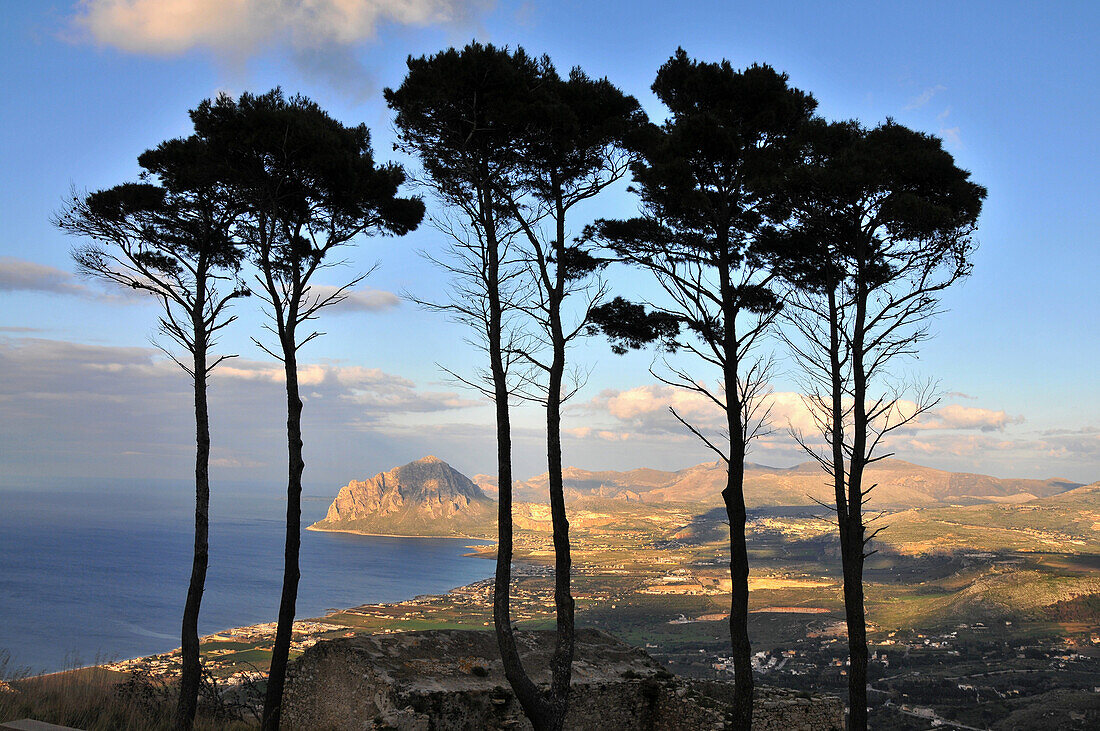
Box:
0 651 257 730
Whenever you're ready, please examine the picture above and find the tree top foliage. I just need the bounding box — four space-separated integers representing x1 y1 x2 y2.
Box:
385 42 545 195
588 50 817 354
515 65 645 203
191 89 424 250
621 47 818 253
61 134 248 290
57 123 252 371
771 118 987 292
387 42 646 207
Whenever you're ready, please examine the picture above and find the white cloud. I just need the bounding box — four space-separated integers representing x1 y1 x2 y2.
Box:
74 0 487 55
761 391 820 434
582 384 822 439
939 126 963 147
311 285 401 314
0 335 477 481
914 404 1022 432
0 256 144 304
586 385 1026 440
570 383 1061 474
597 384 723 434
72 0 493 96
0 256 87 296
905 84 946 110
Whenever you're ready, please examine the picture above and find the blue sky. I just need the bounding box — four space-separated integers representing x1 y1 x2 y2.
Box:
1 1 1098 488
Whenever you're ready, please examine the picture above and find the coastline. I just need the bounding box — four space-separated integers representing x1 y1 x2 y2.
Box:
305 523 494 543
3 516 499 677
88 528 521 678
91 569 504 680
23 567 501 680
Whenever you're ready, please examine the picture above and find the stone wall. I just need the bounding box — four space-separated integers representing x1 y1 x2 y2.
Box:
281 629 843 730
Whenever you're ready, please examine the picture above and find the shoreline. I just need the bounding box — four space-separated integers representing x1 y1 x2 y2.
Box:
305 523 494 542
92 530 515 677
15 532 501 679
46 576 498 680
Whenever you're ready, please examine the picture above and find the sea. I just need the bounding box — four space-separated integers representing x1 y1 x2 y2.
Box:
0 478 493 674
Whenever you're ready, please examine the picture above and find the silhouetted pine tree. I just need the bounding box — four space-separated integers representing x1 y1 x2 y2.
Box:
386 41 551 728
590 49 816 729
57 134 249 731
189 89 424 730
774 119 986 731
497 61 646 731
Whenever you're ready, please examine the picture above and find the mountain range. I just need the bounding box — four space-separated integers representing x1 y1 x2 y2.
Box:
474 459 1079 509
312 456 1083 537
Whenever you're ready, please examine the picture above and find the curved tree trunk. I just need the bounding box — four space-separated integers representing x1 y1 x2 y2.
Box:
719 242 753 730
174 334 210 730
492 362 551 728
543 212 575 730
486 197 550 728
842 461 870 731
262 344 304 731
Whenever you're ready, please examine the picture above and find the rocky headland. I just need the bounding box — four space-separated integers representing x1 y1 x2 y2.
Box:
309 455 495 537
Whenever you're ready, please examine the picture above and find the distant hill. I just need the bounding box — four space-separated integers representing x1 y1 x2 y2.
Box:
881 481 1100 555
476 459 1081 509
309 456 495 537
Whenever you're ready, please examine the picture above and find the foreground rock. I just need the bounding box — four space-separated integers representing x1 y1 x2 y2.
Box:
282 629 843 730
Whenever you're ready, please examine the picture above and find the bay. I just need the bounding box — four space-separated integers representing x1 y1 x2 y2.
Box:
0 479 492 673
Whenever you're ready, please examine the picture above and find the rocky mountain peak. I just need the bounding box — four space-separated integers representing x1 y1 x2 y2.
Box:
310 456 494 536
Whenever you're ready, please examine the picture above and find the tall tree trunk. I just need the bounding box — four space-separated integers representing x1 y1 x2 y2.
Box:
841 530 868 731
544 207 575 731
485 193 549 728
827 289 855 730
719 240 753 729
723 451 752 730
174 333 210 730
545 323 573 731
827 289 848 525
492 347 549 728
843 272 870 731
262 344 304 731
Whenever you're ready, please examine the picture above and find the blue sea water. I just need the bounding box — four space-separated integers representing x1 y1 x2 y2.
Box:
0 479 493 673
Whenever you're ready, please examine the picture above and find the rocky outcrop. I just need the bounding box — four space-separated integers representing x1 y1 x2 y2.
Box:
281 629 844 730
310 456 495 537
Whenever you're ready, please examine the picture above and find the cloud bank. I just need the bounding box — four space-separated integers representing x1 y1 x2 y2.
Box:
0 335 477 483
74 0 488 55
72 0 493 94
562 382 1092 479
0 256 141 303
2 335 1095 484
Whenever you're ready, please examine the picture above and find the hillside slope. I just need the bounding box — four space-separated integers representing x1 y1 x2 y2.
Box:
881 482 1100 554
